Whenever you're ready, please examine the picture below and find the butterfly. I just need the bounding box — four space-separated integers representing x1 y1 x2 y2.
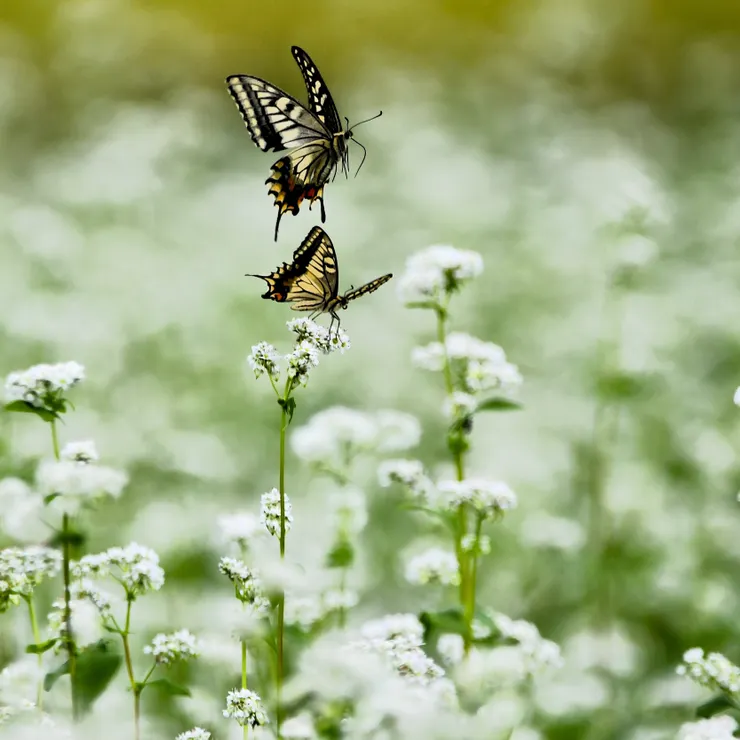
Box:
226 46 382 241
247 226 392 330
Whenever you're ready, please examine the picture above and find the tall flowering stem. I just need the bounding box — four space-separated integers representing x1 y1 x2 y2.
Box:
24 595 44 709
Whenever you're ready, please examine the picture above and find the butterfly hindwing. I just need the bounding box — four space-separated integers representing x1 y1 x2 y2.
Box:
291 46 342 134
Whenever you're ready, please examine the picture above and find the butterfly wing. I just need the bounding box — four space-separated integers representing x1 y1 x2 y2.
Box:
341 273 393 304
291 47 343 134
226 74 329 152
287 227 339 311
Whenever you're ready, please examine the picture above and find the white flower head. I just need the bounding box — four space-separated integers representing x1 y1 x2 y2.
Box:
223 688 269 728
677 648 740 696
678 715 738 740
377 459 434 501
175 729 211 740
287 318 350 355
359 613 425 652
247 342 280 380
492 612 563 674
36 458 128 515
60 440 99 465
260 488 293 538
76 543 164 598
291 406 376 463
218 557 270 614
437 478 517 518
0 547 61 611
397 245 483 304
404 547 460 587
286 340 320 386
47 596 105 650
0 478 44 543
4 361 85 411
143 629 198 665
437 634 465 666
217 512 261 551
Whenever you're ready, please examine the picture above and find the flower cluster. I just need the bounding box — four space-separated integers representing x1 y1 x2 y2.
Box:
436 478 517 518
377 458 434 501
218 557 270 613
36 454 128 515
217 511 262 551
404 547 460 586
223 688 269 728
47 594 106 650
488 611 563 674
0 546 61 611
260 488 292 538
291 407 421 466
247 319 350 388
285 588 359 632
396 245 483 304
413 332 522 400
75 543 165 599
677 648 740 697
4 361 85 412
143 629 199 665
678 715 738 740
175 729 211 740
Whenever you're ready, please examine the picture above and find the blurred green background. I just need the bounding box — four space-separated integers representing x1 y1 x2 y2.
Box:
3 0 740 738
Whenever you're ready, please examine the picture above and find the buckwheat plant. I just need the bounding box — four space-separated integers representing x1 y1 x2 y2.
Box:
2 361 129 721
391 246 523 651
246 318 350 733
67 543 196 740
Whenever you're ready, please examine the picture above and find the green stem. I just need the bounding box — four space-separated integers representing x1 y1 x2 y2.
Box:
120 598 140 740
435 304 471 650
25 596 43 710
53 419 79 721
464 515 484 632
241 640 248 740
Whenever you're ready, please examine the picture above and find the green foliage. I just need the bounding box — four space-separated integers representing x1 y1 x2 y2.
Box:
4 400 58 422
25 637 59 655
143 678 191 697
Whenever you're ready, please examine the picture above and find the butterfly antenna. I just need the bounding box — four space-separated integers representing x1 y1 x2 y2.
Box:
351 138 368 178
348 110 383 130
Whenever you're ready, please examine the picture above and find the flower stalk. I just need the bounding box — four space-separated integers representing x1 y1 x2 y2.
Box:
24 595 44 709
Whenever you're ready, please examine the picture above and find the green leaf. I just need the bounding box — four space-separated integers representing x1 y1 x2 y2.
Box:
45 527 86 549
696 694 739 718
144 678 191 697
419 608 467 644
326 539 354 569
278 397 297 424
595 371 648 402
4 401 58 422
44 638 123 717
26 638 59 655
43 493 62 505
476 397 523 412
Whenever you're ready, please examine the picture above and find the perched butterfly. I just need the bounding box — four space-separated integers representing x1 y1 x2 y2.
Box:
226 46 382 241
247 226 392 329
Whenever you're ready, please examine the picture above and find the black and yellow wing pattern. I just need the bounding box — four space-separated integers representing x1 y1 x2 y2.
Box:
226 47 348 241
247 227 392 327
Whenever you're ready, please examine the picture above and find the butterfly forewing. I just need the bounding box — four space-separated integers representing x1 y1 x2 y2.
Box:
291 46 343 134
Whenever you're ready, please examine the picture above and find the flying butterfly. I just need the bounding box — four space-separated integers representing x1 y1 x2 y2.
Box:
247 226 392 330
226 46 382 241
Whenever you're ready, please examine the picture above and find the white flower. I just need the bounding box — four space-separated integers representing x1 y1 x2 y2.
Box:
321 588 358 613
175 729 211 740
285 596 326 632
291 407 376 462
492 613 563 673
329 487 368 535
377 459 433 500
734 387 740 407
4 361 85 410
217 512 261 550
36 459 127 514
677 648 740 696
247 342 280 380
437 634 465 666
443 392 478 419
144 629 198 665
223 688 269 728
218 557 270 613
76 543 164 598
391 647 445 685
0 546 61 611
287 318 350 355
437 478 517 517
404 547 460 586
396 245 483 304
47 597 104 650
360 613 425 652
60 440 99 464
260 488 293 537
286 340 321 386
281 712 316 739
374 411 421 452
0 478 44 544
678 715 738 740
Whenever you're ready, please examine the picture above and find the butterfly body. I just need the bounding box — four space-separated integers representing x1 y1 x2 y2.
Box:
227 47 374 241
247 226 392 329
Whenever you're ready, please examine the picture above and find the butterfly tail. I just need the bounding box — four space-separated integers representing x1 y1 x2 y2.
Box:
267 157 305 240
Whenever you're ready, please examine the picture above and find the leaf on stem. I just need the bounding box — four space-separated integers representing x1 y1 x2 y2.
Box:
419 608 467 644
278 396 297 424
326 539 354 569
26 638 59 655
144 678 191 697
696 694 740 718
475 397 523 412
4 401 59 422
